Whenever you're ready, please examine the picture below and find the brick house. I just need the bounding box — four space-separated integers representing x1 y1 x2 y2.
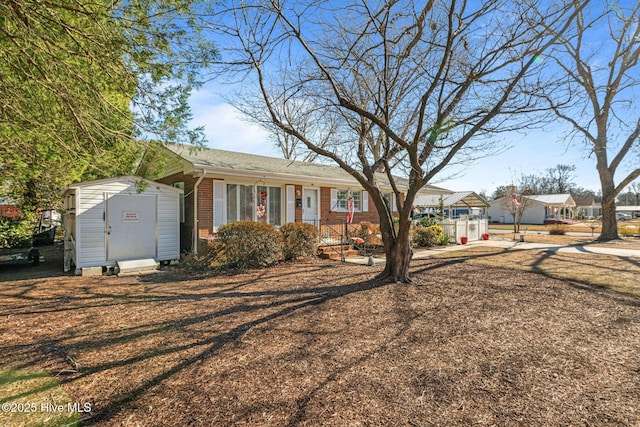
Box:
139 144 451 253
0 197 21 219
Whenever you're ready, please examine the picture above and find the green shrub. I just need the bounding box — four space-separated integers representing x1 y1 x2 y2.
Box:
0 217 34 249
413 224 443 247
417 216 437 227
439 234 451 246
217 221 283 269
280 222 319 261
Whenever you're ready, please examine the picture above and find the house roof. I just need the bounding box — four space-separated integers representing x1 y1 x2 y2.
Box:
526 194 576 206
414 191 490 208
489 193 576 207
163 144 452 194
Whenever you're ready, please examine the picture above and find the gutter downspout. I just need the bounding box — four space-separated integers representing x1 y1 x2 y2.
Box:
192 171 206 255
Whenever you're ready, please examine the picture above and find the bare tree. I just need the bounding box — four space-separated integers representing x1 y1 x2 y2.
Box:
533 2 640 240
501 185 534 233
213 0 584 282
542 164 577 194
237 96 337 161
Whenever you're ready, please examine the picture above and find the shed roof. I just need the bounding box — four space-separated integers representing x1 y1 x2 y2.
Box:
163 144 452 194
414 191 490 208
63 175 183 194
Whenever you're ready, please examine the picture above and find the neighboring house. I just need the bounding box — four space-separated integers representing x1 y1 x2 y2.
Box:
0 197 21 219
138 144 451 252
574 197 601 220
488 194 576 225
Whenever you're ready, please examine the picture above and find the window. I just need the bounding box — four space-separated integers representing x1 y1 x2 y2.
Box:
383 192 396 212
226 183 283 226
227 184 254 222
336 189 360 211
257 185 282 226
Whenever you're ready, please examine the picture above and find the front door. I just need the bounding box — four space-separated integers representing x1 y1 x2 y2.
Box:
302 189 319 224
106 194 157 261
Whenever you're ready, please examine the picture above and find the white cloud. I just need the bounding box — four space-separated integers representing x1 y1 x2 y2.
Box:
190 89 280 157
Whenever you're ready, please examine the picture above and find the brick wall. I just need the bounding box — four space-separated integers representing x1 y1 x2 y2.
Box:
197 179 213 238
0 205 21 219
156 172 200 252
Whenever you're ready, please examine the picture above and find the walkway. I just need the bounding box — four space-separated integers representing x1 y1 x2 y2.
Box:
345 239 640 265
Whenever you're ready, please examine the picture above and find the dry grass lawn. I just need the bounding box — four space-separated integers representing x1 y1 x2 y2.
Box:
0 244 639 426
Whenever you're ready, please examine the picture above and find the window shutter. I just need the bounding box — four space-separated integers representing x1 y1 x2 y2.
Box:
391 194 397 212
213 180 226 229
286 185 295 223
330 188 337 212
362 191 368 212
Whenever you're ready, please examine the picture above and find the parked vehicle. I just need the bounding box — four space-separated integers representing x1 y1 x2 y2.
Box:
616 213 632 221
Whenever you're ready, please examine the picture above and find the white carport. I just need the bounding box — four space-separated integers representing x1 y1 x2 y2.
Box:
414 191 490 243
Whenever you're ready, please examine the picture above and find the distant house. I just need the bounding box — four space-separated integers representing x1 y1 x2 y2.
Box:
0 197 21 220
488 194 576 225
574 197 601 220
138 144 452 252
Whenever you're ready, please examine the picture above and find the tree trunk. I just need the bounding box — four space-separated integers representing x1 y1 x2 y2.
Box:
376 211 413 283
599 189 619 241
598 171 619 241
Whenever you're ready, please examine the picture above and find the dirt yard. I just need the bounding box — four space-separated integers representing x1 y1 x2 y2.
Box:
1 244 639 426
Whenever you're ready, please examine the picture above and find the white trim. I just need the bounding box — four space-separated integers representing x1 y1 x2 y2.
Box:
362 191 368 212
213 179 226 230
330 188 338 212
286 185 295 223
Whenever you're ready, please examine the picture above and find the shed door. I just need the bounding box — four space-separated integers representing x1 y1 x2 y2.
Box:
107 194 157 261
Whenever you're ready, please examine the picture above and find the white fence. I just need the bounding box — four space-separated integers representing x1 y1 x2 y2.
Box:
439 217 488 243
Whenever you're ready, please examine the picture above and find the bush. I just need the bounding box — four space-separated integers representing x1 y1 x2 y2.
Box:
548 225 566 235
417 216 438 228
618 226 638 237
280 222 319 261
217 221 283 269
413 224 443 247
439 234 451 246
0 217 35 249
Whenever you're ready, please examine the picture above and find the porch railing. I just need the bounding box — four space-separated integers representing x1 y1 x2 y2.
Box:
301 219 372 259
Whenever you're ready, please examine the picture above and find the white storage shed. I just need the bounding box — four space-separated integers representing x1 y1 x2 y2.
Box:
63 176 182 274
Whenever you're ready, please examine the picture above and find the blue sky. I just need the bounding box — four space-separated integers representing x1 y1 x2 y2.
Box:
189 87 604 195
186 1 640 197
